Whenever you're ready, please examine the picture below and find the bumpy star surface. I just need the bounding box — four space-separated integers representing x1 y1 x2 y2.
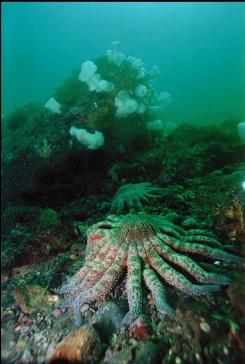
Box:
110 183 163 214
60 213 242 327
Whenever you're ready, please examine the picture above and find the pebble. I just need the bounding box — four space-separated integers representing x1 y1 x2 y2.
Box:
195 352 201 361
214 261 221 265
223 346 229 355
34 333 43 344
46 344 55 361
13 285 47 314
21 316 31 325
134 341 160 364
49 324 102 363
52 309 61 318
200 321 211 333
81 303 90 313
130 315 150 340
1 331 16 360
17 339 28 350
47 295 59 302
14 325 22 333
22 347 33 363
70 253 77 261
92 301 124 339
105 347 133 364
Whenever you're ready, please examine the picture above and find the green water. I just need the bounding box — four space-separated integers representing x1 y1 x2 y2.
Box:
2 4 245 364
2 2 245 124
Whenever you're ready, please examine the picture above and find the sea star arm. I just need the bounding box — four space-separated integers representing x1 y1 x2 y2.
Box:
73 243 128 326
187 229 215 237
106 215 120 222
88 220 118 230
157 223 220 248
158 225 183 239
121 243 143 328
75 243 120 292
59 264 94 298
184 234 223 248
87 230 111 257
111 195 126 214
132 195 144 211
157 233 242 263
59 269 86 294
152 237 230 285
143 267 175 316
143 182 163 197
144 190 162 199
143 240 221 295
156 218 186 235
128 195 142 212
59 234 110 294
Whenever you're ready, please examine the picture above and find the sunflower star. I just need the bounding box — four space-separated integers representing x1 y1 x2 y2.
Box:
110 182 163 214
60 213 242 328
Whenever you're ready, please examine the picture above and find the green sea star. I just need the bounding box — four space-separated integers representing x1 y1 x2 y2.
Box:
110 182 163 214
60 213 242 327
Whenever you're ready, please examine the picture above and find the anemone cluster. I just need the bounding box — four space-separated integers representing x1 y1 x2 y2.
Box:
77 41 170 120
44 41 174 151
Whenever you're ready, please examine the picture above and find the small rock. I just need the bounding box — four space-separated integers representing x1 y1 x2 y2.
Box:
104 347 133 364
213 260 221 265
1 330 16 360
92 301 124 339
49 324 102 364
70 242 84 256
104 348 114 362
21 316 31 325
17 339 28 350
223 346 229 355
200 321 211 333
46 344 55 361
81 303 90 313
22 346 33 363
227 271 245 315
13 285 48 314
52 309 61 318
14 325 22 333
134 340 160 364
130 315 150 340
47 295 59 303
39 208 59 228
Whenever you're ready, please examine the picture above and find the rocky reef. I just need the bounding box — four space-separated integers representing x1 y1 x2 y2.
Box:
1 43 245 364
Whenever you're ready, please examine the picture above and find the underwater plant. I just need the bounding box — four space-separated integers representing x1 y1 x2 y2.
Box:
33 137 52 158
60 213 242 327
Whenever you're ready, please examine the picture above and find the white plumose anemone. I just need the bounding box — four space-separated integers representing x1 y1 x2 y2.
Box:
45 97 61 114
106 41 126 66
237 121 245 144
79 60 114 93
69 126 104 150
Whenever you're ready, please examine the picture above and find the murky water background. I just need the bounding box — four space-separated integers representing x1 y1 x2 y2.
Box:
2 2 245 123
